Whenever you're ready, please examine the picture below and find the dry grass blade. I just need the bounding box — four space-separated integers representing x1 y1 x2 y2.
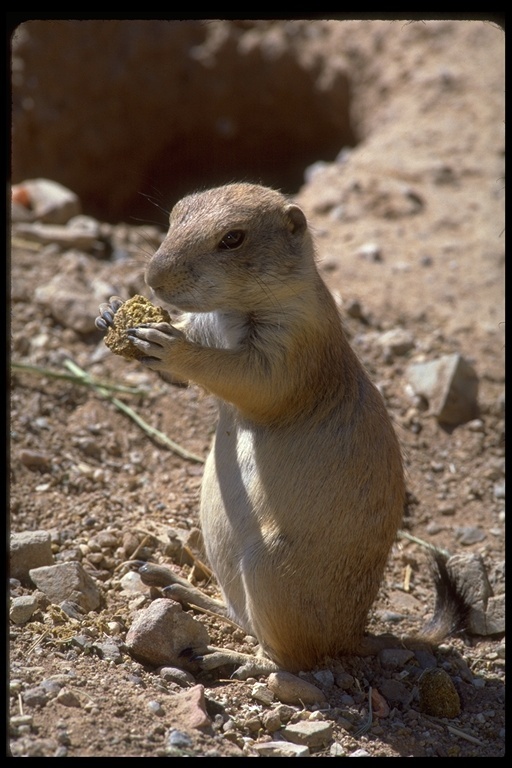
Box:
11 358 204 464
354 686 373 737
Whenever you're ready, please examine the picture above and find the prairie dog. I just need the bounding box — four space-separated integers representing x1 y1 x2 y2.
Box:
97 183 406 671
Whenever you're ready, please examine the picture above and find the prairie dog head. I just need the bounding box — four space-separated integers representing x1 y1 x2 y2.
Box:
145 183 316 313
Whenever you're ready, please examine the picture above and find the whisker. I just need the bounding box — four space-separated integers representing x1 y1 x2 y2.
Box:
136 190 171 219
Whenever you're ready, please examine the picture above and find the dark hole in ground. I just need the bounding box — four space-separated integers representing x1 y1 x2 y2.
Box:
135 117 358 227
90 61 358 224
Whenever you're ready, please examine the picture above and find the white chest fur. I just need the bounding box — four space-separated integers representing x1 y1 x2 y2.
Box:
187 310 249 350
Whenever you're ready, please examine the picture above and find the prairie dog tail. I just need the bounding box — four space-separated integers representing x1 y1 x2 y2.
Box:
361 550 470 655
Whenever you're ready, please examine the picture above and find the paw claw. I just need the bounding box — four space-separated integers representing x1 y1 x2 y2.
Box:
96 296 125 330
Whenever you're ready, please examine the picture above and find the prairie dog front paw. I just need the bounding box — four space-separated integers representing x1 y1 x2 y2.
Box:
98 294 171 361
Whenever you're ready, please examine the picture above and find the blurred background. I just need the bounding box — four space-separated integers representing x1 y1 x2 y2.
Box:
10 19 359 223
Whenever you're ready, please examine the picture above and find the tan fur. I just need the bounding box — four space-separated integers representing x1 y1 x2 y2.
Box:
119 183 406 671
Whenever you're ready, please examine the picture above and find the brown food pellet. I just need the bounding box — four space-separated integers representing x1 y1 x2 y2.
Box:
104 294 171 360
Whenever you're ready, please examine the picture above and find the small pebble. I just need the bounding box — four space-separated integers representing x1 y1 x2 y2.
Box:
148 700 165 716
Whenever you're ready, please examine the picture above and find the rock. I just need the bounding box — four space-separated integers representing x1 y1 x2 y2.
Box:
11 179 81 224
344 298 367 320
18 449 53 471
405 353 479 426
377 327 415 357
447 553 490 634
334 671 355 690
378 648 415 669
166 729 193 750
59 600 86 620
125 598 210 669
147 700 165 716
266 671 326 705
371 688 390 718
93 640 123 663
34 273 103 334
159 666 196 687
169 684 211 731
414 649 438 670
312 668 335 688
10 530 54 585
260 708 283 733
252 740 310 757
388 589 422 613
119 570 153 595
484 595 505 635
378 679 413 706
29 562 101 611
56 688 82 708
455 525 486 546
22 685 53 708
251 682 275 706
419 668 460 718
10 595 39 624
13 221 99 251
356 241 383 261
282 720 333 749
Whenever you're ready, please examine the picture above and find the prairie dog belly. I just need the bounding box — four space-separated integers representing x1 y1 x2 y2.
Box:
200 394 403 647
199 410 262 630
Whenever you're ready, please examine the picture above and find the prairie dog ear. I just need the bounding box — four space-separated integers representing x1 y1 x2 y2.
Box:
285 204 308 235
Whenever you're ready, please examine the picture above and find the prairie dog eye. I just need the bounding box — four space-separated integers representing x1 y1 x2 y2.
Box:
218 230 246 250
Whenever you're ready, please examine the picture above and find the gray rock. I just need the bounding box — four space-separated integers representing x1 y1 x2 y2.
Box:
59 600 86 620
312 668 335 688
56 688 82 707
14 221 99 251
378 648 415 669
10 595 39 624
356 242 382 261
282 720 333 749
251 682 275 705
267 671 327 705
260 708 283 733
10 530 54 585
125 598 210 669
159 666 196 687
378 678 413 706
34 274 101 334
167 729 193 749
405 353 479 426
414 649 438 670
455 525 486 546
377 327 415 356
481 594 505 636
22 685 52 708
94 640 123 663
29 562 101 611
252 740 310 757
119 570 152 595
